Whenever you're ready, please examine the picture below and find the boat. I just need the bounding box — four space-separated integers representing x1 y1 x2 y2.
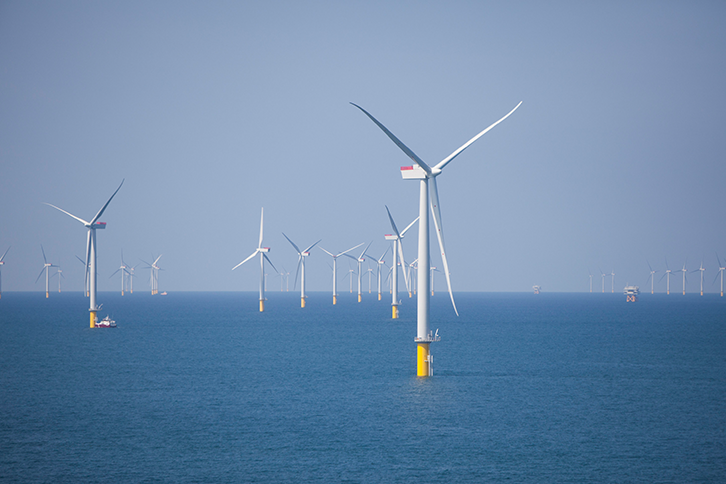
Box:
96 315 117 328
624 285 639 302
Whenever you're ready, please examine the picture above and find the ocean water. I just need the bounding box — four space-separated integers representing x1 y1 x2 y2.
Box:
1 291 724 483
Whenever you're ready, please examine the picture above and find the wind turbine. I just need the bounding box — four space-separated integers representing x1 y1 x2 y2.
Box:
659 258 673 295
691 261 705 296
600 269 606 293
715 254 725 297
110 251 130 295
46 180 124 327
75 255 89 296
352 100 522 376
51 268 64 293
232 208 277 312
0 246 9 299
35 245 58 298
319 243 363 305
677 260 688 295
610 269 615 293
282 233 321 308
141 255 163 295
384 207 418 317
645 261 658 294
588 270 593 293
366 264 375 293
430 266 440 296
345 242 372 302
371 245 390 301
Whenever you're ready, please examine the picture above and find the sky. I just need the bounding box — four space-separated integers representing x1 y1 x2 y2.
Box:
1 1 725 295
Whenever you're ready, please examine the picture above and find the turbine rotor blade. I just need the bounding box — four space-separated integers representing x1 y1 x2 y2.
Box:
350 103 432 174
90 179 124 225
258 207 264 248
385 205 401 237
44 203 90 226
0 246 10 262
401 216 420 237
232 250 259 270
282 232 301 254
434 101 523 171
41 245 48 265
430 177 458 316
293 256 302 290
318 247 334 257
263 253 277 274
337 243 364 258
303 239 322 253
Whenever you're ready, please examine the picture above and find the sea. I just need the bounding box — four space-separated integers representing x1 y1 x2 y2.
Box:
1 291 724 483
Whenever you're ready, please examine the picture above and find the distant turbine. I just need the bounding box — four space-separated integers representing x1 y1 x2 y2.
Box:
141 255 163 295
659 258 673 295
610 269 615 293
715 254 725 297
75 255 89 296
35 245 59 298
691 261 705 296
344 267 355 294
677 260 688 295
46 180 124 327
319 243 363 305
588 270 592 293
645 261 658 294
371 246 390 301
345 242 372 302
600 269 606 293
384 206 417 318
282 233 321 308
232 208 277 312
0 246 9 299
51 268 64 293
110 251 130 295
366 264 375 293
353 101 521 376
430 266 440 296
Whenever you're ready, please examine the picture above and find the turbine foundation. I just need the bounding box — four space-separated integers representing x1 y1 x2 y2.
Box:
333 295 337 305
378 293 381 301
301 297 306 308
392 305 399 319
46 292 49 299
358 294 361 303
259 299 264 312
417 343 431 377
89 310 97 328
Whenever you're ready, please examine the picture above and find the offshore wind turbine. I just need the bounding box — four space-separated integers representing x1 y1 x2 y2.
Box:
660 258 673 295
282 233 321 308
51 268 64 293
345 242 372 302
233 208 277 312
0 246 9 299
141 255 163 295
319 243 363 305
372 246 389 301
610 269 615 293
600 269 606 293
384 207 417 317
46 180 124 327
645 261 658 294
692 261 705 296
588 270 593 293
677 260 688 295
353 101 521 376
715 254 725 297
110 252 130 295
35 245 59 298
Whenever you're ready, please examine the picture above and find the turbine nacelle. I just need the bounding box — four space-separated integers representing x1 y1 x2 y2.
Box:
384 234 397 240
401 165 427 180
259 247 270 253
93 222 107 229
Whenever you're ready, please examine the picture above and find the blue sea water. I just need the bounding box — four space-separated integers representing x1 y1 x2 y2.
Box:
1 291 724 483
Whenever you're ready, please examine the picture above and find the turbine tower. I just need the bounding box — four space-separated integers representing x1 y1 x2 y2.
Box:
660 258 673 295
0 246 9 299
352 101 521 376
232 208 277 312
692 261 705 296
345 242 372 302
372 246 390 301
645 261 658 294
35 245 58 298
715 254 725 297
610 269 615 293
319 243 363 305
52 268 64 293
110 251 130 295
588 270 593 293
600 269 606 293
46 180 124 327
282 233 320 308
678 261 688 295
384 206 417 318
141 255 163 295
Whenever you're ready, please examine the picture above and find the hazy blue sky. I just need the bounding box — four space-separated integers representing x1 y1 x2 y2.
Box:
1 1 725 295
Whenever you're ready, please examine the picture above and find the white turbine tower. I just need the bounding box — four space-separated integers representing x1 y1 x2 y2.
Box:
36 246 60 298
600 269 606 293
319 243 363 305
384 206 417 318
715 254 725 297
692 261 705 296
660 258 673 295
233 208 277 312
110 251 130 295
46 180 124 327
0 246 9 299
282 233 321 308
141 255 163 295
678 260 688 295
645 261 658 295
588 270 593 293
345 242 372 302
371 246 390 301
610 269 615 293
353 101 522 376
51 268 64 293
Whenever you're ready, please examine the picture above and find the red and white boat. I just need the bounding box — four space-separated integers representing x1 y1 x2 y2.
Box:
96 316 117 328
